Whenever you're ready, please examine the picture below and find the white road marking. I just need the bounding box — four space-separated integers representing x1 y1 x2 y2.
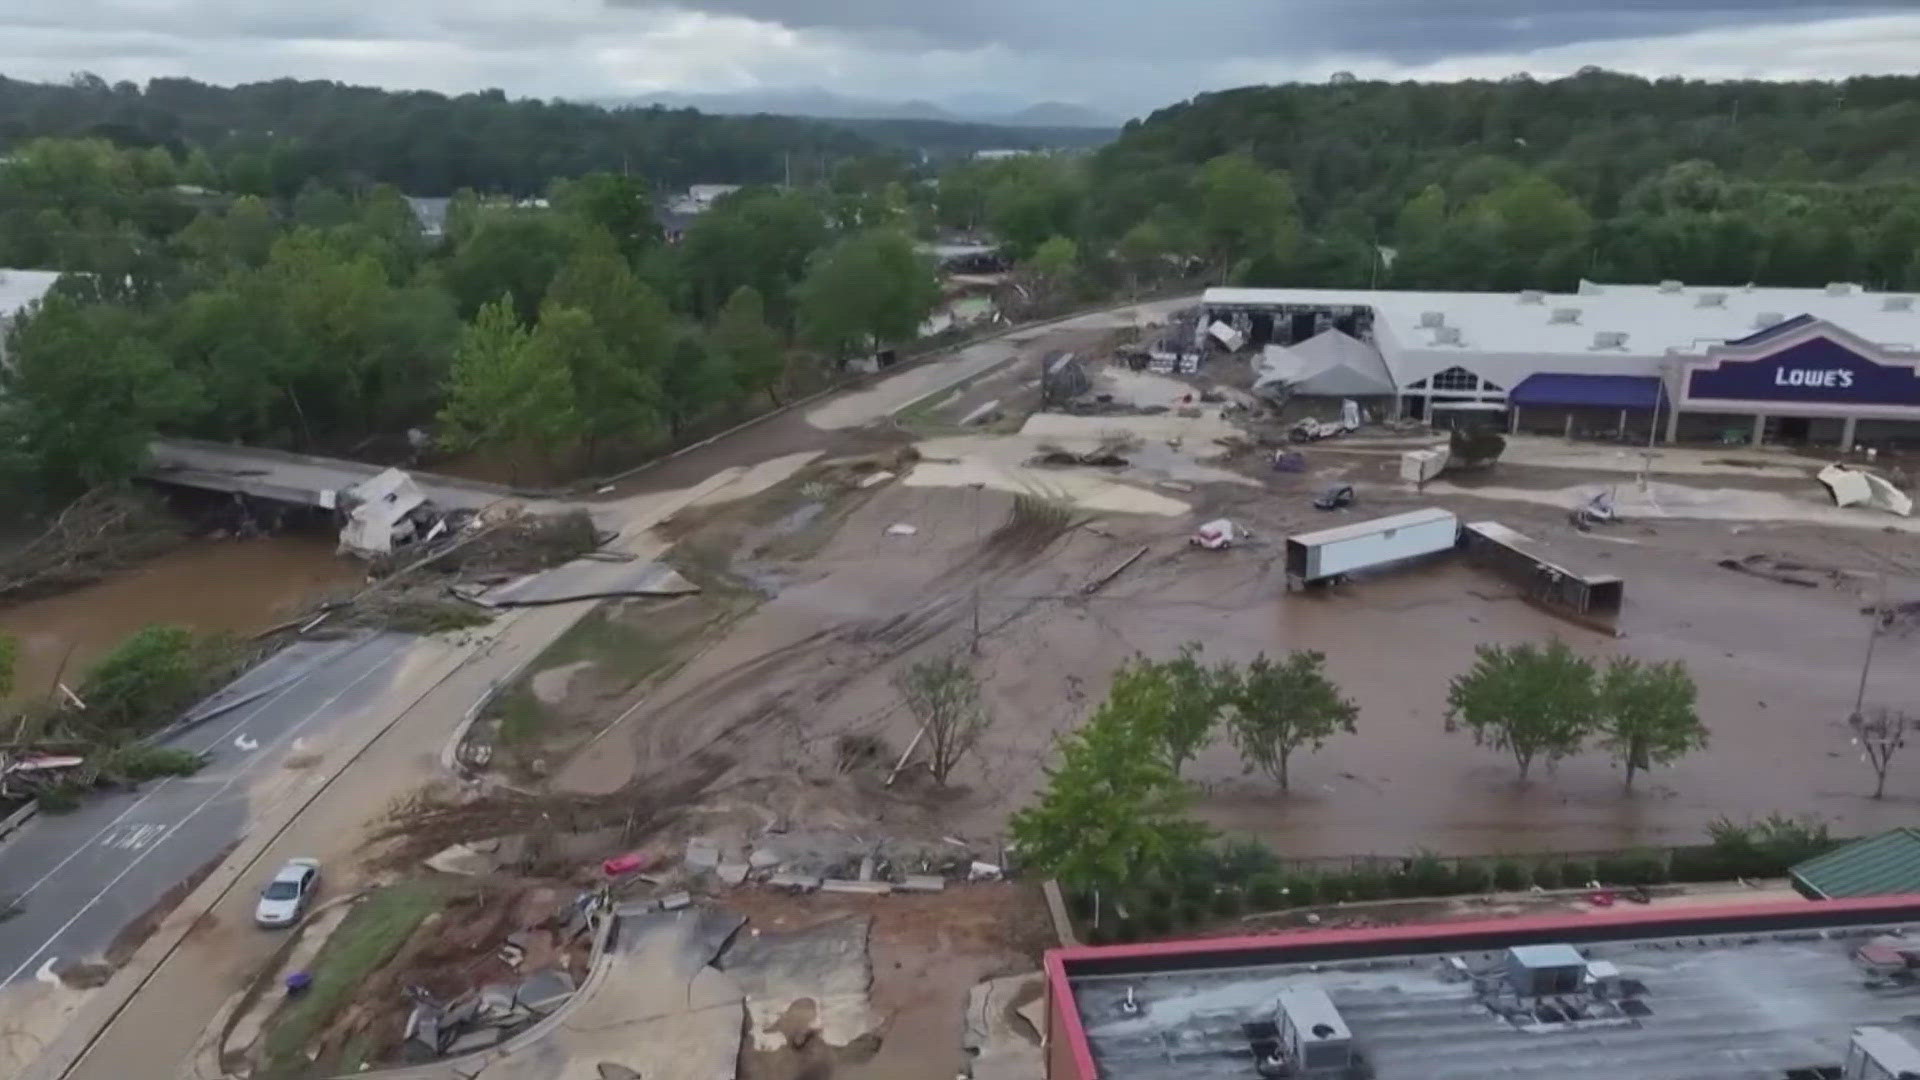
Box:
0 638 370 914
34 957 59 985
99 824 168 851
233 734 260 752
0 643 403 987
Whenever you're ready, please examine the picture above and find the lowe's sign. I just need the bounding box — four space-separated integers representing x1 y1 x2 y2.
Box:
1688 336 1920 406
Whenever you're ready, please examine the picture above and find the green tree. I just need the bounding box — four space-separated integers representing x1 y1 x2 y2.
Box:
438 297 577 466
657 331 739 439
1394 184 1449 245
79 625 205 732
1225 651 1358 792
545 239 674 456
528 303 659 459
0 295 194 499
1116 218 1173 291
712 286 785 406
796 229 939 364
1021 235 1081 303
1446 640 1597 781
1114 646 1228 778
443 211 582 322
893 651 993 786
551 171 659 263
1009 674 1212 890
1595 657 1707 790
1194 153 1299 271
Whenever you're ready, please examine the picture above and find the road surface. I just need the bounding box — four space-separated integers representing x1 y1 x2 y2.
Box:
0 635 413 987
145 437 515 511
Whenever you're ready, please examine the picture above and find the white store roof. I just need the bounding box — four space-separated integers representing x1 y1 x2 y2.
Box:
0 268 60 321
1206 281 1920 391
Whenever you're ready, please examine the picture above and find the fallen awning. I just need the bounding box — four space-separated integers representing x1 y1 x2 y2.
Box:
1510 374 1663 410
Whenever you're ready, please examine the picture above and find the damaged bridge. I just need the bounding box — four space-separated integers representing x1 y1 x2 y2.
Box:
142 437 517 513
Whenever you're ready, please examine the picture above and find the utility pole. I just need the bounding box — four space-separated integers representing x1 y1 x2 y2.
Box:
1853 574 1888 721
970 483 985 656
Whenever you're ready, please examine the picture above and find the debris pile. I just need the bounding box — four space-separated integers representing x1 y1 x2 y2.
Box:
0 486 181 602
985 495 1081 558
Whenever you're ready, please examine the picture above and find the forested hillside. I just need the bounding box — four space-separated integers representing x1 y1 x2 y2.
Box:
0 75 873 195
942 71 1920 297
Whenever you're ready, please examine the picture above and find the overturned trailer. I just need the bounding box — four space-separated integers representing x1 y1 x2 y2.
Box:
1461 520 1624 627
1285 508 1458 588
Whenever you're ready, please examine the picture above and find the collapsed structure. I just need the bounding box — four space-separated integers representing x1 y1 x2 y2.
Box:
1206 281 1920 448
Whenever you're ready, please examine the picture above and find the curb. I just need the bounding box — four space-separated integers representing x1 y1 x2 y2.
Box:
20 636 478 1080
0 800 39 847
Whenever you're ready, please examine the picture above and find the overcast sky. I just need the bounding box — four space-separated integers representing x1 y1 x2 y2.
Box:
4 0 1918 117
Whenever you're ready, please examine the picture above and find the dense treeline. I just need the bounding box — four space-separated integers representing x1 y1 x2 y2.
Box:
0 74 875 196
938 70 1920 298
0 136 940 507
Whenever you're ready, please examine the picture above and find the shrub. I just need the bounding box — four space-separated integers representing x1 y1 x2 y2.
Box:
104 745 206 782
1142 906 1173 935
1083 922 1109 946
1491 860 1529 891
1597 852 1668 886
1707 813 1834 877
1450 426 1507 469
1345 870 1388 901
1180 902 1207 928
1181 876 1215 905
1216 839 1280 883
1668 844 1725 882
1214 889 1245 918
1560 859 1596 887
1531 861 1565 889
1317 875 1351 903
1248 875 1285 909
1067 888 1096 920
1109 918 1140 944
36 780 85 813
1401 851 1455 896
1285 876 1321 906
1453 861 1493 894
79 625 211 733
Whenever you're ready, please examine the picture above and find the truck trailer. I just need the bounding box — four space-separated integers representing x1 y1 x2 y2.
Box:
1284 508 1459 588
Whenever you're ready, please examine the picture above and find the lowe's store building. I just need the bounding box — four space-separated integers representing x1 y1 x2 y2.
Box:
1204 280 1920 448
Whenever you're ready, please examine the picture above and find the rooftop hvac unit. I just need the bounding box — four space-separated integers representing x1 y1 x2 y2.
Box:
1506 944 1587 997
1592 331 1629 350
1419 311 1446 329
1276 990 1353 1076
1886 296 1915 312
1658 279 1684 294
1827 282 1856 297
1518 289 1545 305
1582 961 1622 999
1433 326 1463 345
1695 292 1728 308
1753 311 1785 330
1550 307 1582 324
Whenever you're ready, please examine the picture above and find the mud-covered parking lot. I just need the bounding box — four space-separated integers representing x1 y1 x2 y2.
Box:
536 416 1920 861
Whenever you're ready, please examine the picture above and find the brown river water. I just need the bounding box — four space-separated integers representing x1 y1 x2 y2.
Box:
0 535 364 703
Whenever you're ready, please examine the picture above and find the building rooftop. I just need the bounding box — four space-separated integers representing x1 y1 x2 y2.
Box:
1048 896 1920 1080
1794 828 1920 900
1205 281 1920 390
0 267 60 321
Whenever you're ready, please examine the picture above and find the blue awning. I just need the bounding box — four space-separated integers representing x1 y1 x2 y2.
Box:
1510 374 1663 410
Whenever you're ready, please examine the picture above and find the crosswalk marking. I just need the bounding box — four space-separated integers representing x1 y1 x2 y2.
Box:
100 823 169 851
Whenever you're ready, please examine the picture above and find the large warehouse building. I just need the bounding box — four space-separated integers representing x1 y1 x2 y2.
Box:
1205 280 1920 448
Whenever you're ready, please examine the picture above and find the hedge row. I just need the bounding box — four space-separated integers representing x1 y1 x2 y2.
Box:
1067 817 1839 946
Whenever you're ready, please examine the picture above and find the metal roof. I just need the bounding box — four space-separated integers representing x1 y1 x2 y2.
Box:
1286 508 1456 548
1510 373 1663 409
1204 281 1920 392
1792 828 1920 899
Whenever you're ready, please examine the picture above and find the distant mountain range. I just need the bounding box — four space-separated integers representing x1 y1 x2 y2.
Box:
604 88 1123 130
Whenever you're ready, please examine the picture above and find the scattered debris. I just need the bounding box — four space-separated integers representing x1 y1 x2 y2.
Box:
1819 464 1913 517
1273 450 1309 473
338 468 431 558
1716 554 1822 589
856 471 895 489
1083 545 1150 594
969 861 1004 882
958 400 1003 427
822 879 892 896
1399 445 1449 485
1191 519 1240 550
885 523 919 537
1155 480 1194 492
466 560 699 607
1569 490 1619 531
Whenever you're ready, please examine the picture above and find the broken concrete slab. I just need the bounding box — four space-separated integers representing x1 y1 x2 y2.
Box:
856 470 895 489
715 862 749 886
747 847 784 870
722 915 878 1054
475 560 700 608
659 891 692 911
515 969 577 1015
684 837 720 869
820 879 892 896
895 874 947 894
597 1066 642 1080
425 841 496 877
767 872 821 892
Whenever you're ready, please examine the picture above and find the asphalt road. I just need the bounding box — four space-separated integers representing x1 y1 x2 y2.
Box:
0 633 413 986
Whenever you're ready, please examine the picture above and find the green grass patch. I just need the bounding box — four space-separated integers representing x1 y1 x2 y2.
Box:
542 607 671 682
493 685 549 747
894 383 967 427
259 880 450 1076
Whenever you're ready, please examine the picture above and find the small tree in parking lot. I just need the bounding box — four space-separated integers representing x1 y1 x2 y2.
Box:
894 651 993 786
1850 706 1912 800
1225 650 1358 792
1446 640 1596 781
1596 657 1708 790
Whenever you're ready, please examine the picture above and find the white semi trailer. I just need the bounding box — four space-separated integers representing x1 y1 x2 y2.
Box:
1284 508 1460 588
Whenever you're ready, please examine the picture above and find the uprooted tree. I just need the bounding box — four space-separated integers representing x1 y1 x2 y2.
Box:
1446 640 1596 781
893 651 993 786
1225 650 1359 792
1595 656 1708 790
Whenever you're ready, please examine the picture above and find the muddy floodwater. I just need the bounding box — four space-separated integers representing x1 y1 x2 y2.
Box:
0 535 364 702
